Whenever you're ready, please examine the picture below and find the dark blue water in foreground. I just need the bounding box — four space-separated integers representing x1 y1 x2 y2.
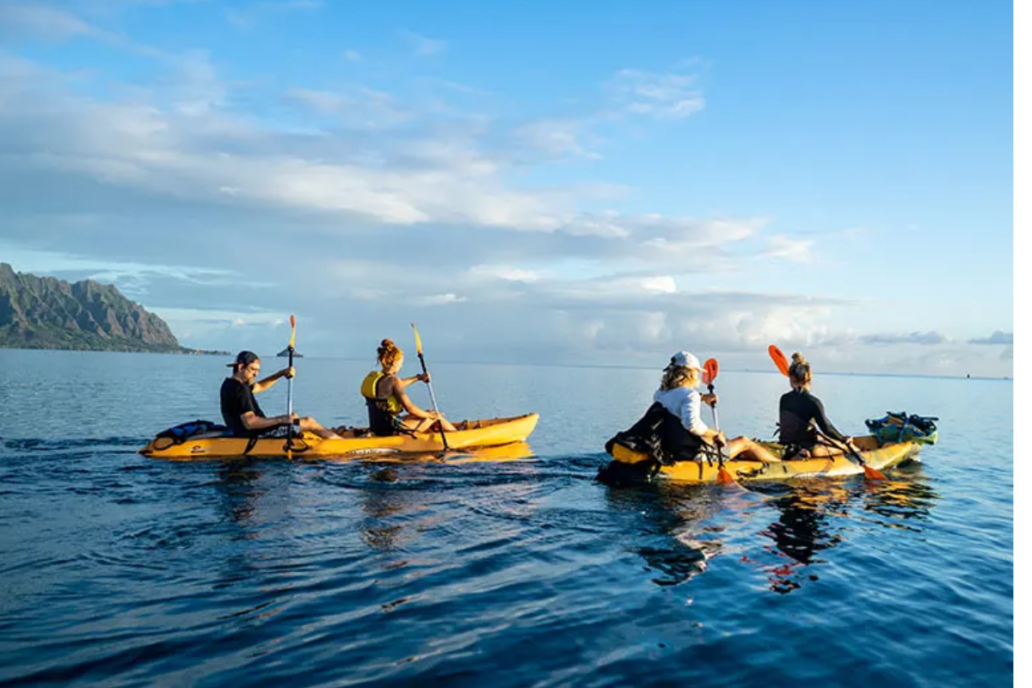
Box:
0 350 1013 686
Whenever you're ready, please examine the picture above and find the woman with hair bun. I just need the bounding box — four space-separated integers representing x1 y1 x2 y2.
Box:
778 352 859 459
359 338 459 437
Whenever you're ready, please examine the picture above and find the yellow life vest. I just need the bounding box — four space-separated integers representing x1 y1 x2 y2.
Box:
360 371 402 414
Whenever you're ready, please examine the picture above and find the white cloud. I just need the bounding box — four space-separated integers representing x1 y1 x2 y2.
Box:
403 30 447 57
468 265 542 283
608 68 705 120
0 3 99 41
225 0 323 29
344 49 362 62
765 234 815 263
2 36 1004 377
415 293 467 306
514 119 599 160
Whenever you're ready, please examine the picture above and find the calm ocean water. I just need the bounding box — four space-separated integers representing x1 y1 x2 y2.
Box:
0 349 1013 687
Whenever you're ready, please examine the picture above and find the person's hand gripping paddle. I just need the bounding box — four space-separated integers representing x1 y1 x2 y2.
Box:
767 344 885 481
285 315 298 452
702 358 736 485
411 323 449 452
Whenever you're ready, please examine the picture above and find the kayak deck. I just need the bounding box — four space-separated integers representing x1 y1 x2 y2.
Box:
140 413 539 459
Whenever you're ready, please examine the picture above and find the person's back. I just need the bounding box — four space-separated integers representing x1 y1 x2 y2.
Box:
653 384 707 462
360 338 458 437
778 352 848 455
360 369 402 436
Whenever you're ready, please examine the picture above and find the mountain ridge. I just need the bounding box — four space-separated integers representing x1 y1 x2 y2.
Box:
0 262 225 355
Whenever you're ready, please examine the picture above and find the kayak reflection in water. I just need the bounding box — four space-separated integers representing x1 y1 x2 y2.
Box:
778 352 859 459
355 339 459 437
220 350 342 440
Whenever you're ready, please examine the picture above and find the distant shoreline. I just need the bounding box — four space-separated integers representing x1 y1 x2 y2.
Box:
0 345 231 356
0 348 1012 380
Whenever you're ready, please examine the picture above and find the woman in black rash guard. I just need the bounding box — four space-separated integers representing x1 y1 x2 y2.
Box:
779 352 860 459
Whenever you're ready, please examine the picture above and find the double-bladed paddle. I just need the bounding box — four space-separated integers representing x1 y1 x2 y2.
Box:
702 358 736 485
411 323 450 451
286 315 296 446
767 344 885 480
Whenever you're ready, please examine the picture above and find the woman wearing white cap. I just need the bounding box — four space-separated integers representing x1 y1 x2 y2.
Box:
653 351 778 464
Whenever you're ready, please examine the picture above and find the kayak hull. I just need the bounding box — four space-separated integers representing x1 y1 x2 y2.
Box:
140 413 539 459
607 434 924 484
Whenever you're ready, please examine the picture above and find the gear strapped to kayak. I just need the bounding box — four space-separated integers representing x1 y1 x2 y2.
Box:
865 411 939 446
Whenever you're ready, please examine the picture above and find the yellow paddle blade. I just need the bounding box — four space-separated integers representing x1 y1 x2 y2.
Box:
768 344 789 377
411 322 423 355
288 314 296 349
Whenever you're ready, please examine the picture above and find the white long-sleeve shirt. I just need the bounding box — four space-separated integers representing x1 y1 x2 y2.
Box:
654 386 710 435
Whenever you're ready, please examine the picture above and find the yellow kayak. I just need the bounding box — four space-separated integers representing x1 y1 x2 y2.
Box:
605 434 925 483
140 413 539 459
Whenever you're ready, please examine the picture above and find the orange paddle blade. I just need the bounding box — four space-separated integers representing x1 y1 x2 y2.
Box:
703 358 719 385
411 323 423 355
768 344 789 377
864 465 888 481
288 314 296 349
717 466 736 484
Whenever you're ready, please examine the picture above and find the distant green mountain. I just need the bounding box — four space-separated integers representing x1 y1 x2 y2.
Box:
0 262 224 355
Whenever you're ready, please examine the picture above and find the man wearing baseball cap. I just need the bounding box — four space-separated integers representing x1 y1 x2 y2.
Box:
221 351 341 439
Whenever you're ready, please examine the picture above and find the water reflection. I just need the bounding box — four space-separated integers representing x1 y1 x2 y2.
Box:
359 467 411 552
602 481 729 586
600 463 940 593
212 459 265 533
752 465 940 593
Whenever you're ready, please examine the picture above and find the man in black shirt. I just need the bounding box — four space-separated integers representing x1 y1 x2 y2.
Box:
221 351 342 439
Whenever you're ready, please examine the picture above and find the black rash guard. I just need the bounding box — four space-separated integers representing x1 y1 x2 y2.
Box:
778 388 846 447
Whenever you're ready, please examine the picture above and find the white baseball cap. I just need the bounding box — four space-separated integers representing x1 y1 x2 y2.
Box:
670 351 701 370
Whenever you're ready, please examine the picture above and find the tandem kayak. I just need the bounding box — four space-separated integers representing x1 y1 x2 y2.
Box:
601 434 927 484
140 413 539 459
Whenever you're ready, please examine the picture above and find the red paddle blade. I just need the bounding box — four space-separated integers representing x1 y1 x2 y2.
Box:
703 358 719 386
288 314 296 349
768 344 789 377
864 465 888 481
717 466 736 484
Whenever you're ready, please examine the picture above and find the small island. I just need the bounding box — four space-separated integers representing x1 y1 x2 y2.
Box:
278 347 303 358
0 262 228 355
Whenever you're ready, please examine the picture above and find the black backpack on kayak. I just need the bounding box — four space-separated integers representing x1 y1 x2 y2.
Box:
154 419 231 445
597 403 673 486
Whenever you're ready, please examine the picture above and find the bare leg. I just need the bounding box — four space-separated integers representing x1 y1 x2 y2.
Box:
401 415 459 434
298 416 343 440
805 443 847 459
725 437 781 463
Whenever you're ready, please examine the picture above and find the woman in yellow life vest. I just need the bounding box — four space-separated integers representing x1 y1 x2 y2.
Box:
360 338 459 436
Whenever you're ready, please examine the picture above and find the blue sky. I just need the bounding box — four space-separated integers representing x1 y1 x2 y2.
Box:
0 0 1014 377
